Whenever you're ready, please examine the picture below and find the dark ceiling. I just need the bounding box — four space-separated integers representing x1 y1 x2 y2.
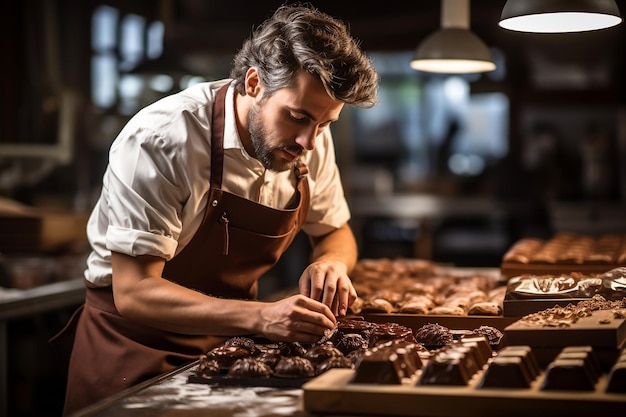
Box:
104 0 625 91
106 0 624 57
164 0 453 52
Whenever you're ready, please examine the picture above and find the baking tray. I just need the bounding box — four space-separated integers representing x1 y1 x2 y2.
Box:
302 368 626 417
187 373 311 388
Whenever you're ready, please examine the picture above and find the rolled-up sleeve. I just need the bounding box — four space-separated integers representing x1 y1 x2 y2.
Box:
103 124 190 260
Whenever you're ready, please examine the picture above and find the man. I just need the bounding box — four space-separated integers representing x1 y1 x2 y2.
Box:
61 4 378 415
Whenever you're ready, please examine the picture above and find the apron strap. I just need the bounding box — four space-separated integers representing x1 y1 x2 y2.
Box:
295 159 308 178
210 83 230 189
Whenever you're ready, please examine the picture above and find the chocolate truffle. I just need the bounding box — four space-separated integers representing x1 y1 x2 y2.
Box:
369 322 416 347
414 323 453 346
277 342 307 357
227 357 272 378
206 345 250 369
256 350 282 368
316 356 354 375
303 342 344 366
196 355 221 377
469 325 503 345
273 356 315 378
335 333 369 355
224 337 258 354
333 318 374 342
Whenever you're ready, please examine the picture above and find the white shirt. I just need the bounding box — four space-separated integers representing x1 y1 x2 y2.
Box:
85 80 351 286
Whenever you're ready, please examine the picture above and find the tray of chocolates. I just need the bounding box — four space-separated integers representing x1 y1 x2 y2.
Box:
187 318 503 388
502 267 626 316
503 295 626 369
347 259 513 326
500 233 626 278
303 341 626 417
504 296 626 350
187 337 335 388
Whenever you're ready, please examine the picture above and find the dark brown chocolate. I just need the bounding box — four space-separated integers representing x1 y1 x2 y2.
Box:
316 356 354 375
195 355 220 377
352 347 416 384
468 325 503 345
227 357 272 378
478 356 533 388
206 345 250 369
224 336 258 354
256 350 282 368
273 356 315 378
418 354 471 386
335 333 369 355
369 322 416 347
496 345 540 380
541 358 596 391
303 342 343 366
606 361 626 392
414 323 453 346
457 335 493 366
555 347 600 381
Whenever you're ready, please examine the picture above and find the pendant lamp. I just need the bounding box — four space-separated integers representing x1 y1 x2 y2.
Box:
410 0 496 74
499 0 622 33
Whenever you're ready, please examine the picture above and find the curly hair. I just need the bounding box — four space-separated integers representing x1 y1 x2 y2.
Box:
230 3 378 108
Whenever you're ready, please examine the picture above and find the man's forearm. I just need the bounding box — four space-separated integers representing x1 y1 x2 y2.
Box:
309 223 358 274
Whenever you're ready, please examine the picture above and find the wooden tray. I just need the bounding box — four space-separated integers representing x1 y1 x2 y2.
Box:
302 368 626 417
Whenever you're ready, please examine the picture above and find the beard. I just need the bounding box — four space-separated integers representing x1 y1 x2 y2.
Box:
248 103 303 172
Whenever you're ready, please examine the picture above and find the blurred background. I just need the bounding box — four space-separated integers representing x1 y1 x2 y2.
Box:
1 1 626 415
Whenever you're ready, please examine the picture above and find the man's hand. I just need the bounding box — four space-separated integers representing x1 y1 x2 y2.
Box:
258 294 336 344
298 260 357 317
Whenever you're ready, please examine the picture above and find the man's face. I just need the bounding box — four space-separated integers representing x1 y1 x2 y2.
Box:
247 71 344 172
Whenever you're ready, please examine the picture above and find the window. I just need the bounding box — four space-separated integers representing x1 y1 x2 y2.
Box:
91 5 165 114
351 51 509 189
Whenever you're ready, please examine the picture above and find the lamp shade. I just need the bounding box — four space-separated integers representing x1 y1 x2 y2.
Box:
410 28 496 74
499 0 622 33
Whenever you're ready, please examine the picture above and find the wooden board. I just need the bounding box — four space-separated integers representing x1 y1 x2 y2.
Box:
303 368 626 417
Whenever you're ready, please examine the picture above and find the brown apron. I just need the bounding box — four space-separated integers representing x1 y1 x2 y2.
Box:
61 83 310 416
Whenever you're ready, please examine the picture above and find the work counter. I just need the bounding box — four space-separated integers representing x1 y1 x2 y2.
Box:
66 341 626 417
16 255 626 417
68 361 311 417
